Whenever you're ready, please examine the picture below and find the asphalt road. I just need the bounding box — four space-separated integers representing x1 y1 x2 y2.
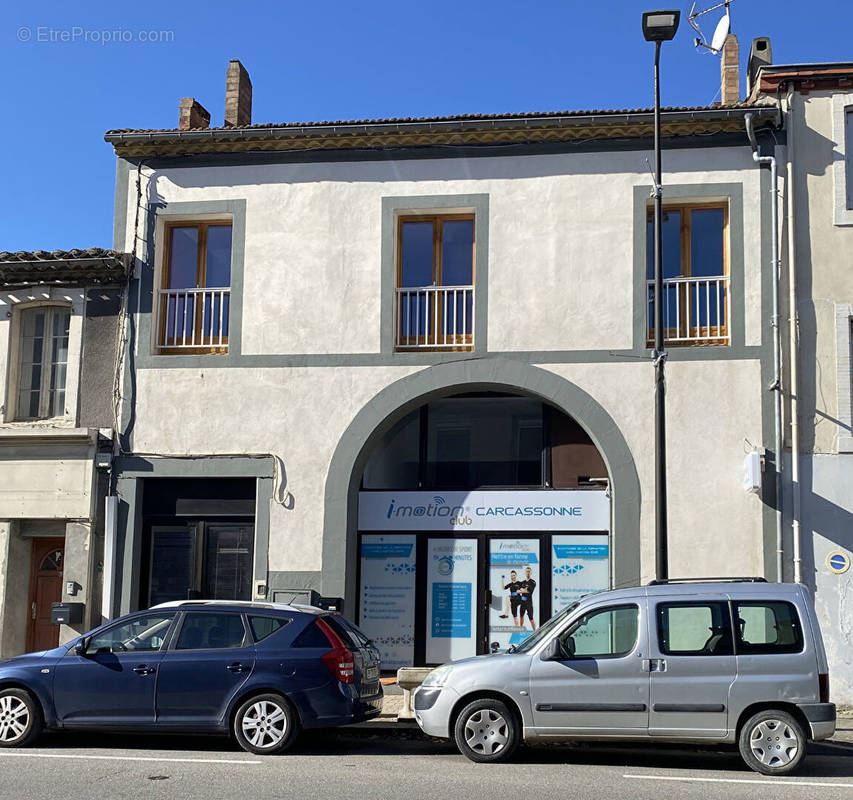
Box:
2 727 852 800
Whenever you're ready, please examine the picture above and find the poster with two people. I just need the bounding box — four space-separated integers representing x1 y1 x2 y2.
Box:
488 539 539 651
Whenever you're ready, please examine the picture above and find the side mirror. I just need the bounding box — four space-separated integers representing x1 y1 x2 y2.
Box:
539 639 562 661
74 638 88 657
565 636 576 658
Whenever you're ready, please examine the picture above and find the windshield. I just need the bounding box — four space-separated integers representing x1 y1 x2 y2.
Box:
512 602 579 653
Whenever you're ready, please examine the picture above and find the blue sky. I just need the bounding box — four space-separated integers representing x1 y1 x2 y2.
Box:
2 0 850 252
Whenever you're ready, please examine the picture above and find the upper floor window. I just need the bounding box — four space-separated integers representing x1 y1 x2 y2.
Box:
647 203 729 346
395 214 474 351
15 305 71 420
158 221 232 353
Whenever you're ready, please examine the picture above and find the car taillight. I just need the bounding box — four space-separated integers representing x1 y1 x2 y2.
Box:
316 618 355 684
819 673 830 703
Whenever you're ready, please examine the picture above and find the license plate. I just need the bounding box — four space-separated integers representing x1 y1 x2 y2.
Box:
364 665 379 681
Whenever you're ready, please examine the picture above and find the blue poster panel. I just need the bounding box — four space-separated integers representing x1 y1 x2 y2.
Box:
359 535 416 671
551 534 610 611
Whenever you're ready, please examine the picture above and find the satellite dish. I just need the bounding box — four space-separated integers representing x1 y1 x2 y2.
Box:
710 12 730 52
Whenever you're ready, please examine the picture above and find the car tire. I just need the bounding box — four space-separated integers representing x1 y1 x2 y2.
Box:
233 693 299 755
0 688 43 748
738 709 807 776
453 698 520 763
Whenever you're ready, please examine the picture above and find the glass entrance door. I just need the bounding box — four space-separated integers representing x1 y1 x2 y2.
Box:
487 537 541 652
145 521 253 607
425 537 479 664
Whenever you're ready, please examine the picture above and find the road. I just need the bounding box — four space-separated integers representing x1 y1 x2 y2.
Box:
1 727 852 800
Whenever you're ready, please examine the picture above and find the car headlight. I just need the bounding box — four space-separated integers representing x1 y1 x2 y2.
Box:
421 664 453 688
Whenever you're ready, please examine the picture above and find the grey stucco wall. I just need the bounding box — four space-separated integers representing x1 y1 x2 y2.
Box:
0 521 31 657
80 287 123 429
784 454 853 706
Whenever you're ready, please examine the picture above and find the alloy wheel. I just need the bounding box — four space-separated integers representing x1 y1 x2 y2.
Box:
0 695 30 743
241 700 288 749
463 708 509 756
749 718 800 767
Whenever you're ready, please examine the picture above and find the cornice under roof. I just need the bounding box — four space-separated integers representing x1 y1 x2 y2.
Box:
105 101 779 158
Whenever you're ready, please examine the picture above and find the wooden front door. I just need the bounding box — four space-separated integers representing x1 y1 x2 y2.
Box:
27 538 64 652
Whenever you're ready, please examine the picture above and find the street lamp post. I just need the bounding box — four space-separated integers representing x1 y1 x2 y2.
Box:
642 10 680 582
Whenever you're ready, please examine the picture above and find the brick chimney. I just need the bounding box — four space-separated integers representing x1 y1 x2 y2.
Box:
225 60 252 127
720 33 740 105
178 98 211 131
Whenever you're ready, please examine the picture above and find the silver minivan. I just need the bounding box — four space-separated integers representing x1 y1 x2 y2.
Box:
414 579 835 775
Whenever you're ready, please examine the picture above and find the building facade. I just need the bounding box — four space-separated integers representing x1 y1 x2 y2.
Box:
103 58 784 672
0 249 128 656
751 60 853 703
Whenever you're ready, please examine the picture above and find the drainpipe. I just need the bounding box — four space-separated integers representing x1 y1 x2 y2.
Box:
784 87 803 585
745 112 783 583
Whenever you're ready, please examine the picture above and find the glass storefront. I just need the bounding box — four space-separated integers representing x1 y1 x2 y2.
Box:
357 393 612 669
356 490 610 668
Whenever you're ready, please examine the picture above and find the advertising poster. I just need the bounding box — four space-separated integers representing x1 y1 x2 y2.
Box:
358 535 416 671
551 534 610 612
488 538 540 651
425 538 478 664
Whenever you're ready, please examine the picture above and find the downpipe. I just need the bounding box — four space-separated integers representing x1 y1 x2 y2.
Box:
785 88 803 585
745 112 783 582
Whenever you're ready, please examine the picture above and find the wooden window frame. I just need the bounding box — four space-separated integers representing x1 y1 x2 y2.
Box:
395 213 475 351
14 304 72 421
158 220 232 355
646 201 730 346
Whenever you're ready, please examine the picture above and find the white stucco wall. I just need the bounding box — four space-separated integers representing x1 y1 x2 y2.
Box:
129 147 764 357
118 144 769 648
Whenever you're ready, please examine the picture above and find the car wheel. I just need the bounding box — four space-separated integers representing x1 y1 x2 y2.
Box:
738 709 807 776
233 694 299 755
0 688 42 748
453 698 519 763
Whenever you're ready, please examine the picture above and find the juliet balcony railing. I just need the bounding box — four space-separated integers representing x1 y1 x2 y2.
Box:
158 287 230 351
647 275 729 345
395 285 474 351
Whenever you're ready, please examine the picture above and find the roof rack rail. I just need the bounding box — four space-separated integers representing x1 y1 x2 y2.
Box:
647 577 768 585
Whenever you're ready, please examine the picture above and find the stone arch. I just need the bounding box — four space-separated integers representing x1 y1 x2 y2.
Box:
322 358 641 606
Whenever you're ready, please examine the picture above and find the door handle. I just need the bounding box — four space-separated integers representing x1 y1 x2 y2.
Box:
31 602 37 620
646 658 667 673
132 665 155 675
226 663 248 673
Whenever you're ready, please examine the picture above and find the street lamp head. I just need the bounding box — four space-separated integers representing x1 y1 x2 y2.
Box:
642 10 680 42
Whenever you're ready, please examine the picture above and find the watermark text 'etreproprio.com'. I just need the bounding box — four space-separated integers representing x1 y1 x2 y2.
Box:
17 26 175 45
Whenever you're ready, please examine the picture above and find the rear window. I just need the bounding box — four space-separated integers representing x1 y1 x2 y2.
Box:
292 620 331 648
176 612 247 650
657 601 734 656
325 615 370 648
733 600 804 654
249 615 290 642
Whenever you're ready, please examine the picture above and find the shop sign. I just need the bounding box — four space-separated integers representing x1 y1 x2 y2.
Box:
358 490 610 532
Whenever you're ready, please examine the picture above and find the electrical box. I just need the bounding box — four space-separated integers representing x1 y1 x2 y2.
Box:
744 450 763 494
51 602 84 625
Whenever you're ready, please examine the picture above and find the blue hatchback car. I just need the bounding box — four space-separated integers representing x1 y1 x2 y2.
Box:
0 600 382 754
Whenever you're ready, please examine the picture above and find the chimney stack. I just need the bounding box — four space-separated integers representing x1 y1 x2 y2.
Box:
225 60 252 127
720 33 741 105
179 98 211 131
747 37 773 98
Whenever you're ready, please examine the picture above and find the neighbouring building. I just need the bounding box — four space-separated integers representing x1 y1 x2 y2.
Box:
104 55 787 673
749 58 853 703
0 249 129 657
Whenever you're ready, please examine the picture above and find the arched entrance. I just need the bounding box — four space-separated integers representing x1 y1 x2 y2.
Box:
322 359 640 668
